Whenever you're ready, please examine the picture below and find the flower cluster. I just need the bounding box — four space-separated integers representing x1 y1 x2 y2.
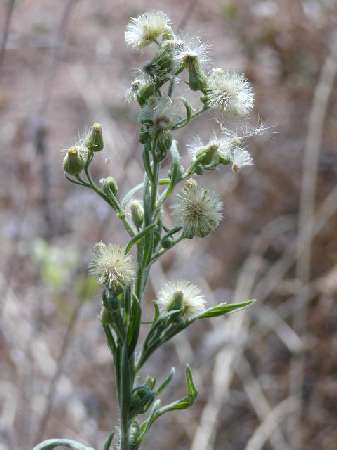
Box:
50 11 263 450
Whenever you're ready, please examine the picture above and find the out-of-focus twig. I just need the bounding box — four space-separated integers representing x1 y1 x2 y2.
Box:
33 297 84 445
245 398 297 450
177 0 199 31
190 256 260 450
237 358 291 450
33 0 80 239
290 34 337 449
0 0 16 78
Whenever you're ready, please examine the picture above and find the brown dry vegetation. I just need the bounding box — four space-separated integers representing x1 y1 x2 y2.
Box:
1 1 337 450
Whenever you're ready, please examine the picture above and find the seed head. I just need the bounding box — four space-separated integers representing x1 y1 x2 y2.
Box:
157 280 206 318
206 69 254 115
173 180 223 238
174 36 209 66
89 242 135 291
139 96 182 129
125 11 172 49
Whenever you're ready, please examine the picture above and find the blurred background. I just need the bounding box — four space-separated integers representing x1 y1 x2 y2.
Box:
1 1 337 449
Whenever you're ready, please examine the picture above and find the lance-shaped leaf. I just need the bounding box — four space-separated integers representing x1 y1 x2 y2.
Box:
168 140 182 188
103 433 114 450
154 366 197 416
33 438 95 450
192 299 255 320
155 367 175 396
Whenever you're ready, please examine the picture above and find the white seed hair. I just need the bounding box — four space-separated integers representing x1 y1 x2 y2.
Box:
125 11 172 49
173 35 209 65
89 242 135 290
207 68 254 115
173 180 223 238
157 280 206 318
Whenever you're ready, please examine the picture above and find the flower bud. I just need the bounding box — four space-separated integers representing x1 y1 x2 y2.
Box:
144 43 173 80
101 176 118 196
63 146 85 176
130 200 144 228
130 385 155 416
167 290 183 311
85 122 104 152
161 236 174 249
195 144 219 166
137 82 156 106
187 58 208 92
154 130 172 162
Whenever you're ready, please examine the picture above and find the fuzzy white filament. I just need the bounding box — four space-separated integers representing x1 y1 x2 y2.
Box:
89 242 135 290
174 35 209 65
206 68 254 115
173 180 223 238
157 280 206 318
125 11 172 49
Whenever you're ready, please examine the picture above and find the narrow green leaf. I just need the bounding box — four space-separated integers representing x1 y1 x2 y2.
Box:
155 367 175 396
33 438 95 450
169 140 182 188
154 366 198 417
125 224 156 254
181 97 192 123
128 294 142 353
195 299 255 320
103 433 114 450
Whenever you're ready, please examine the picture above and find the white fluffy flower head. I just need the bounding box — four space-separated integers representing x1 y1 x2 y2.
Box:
206 69 254 115
173 179 223 238
89 242 135 291
157 280 206 318
174 36 209 66
125 11 172 49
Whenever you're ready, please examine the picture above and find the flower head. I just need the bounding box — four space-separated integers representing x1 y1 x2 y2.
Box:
157 280 206 318
89 242 135 291
125 11 172 49
173 180 223 238
206 69 254 115
174 35 209 66
139 96 182 128
188 135 221 166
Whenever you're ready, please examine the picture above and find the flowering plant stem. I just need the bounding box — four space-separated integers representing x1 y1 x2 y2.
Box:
33 11 265 450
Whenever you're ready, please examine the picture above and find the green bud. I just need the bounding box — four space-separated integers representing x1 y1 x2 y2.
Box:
154 130 172 162
144 43 173 80
101 176 118 196
187 58 208 92
196 144 220 166
161 236 174 249
145 376 156 390
130 200 144 228
63 146 85 176
168 291 183 311
130 385 155 416
137 82 156 106
85 122 104 152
